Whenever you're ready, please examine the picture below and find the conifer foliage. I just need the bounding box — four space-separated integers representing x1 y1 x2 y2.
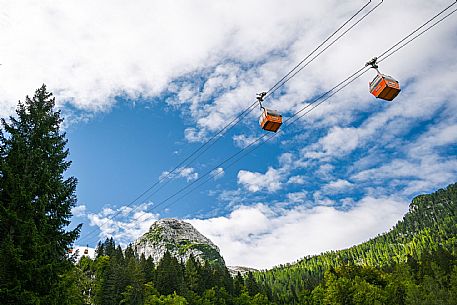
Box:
83 238 271 305
0 85 81 304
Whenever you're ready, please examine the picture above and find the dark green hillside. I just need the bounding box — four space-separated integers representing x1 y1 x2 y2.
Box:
255 183 457 304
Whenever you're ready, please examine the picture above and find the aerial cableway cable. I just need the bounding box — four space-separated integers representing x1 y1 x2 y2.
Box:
377 1 457 61
109 0 457 233
126 67 369 220
158 0 457 212
76 98 259 243
152 69 371 214
77 0 385 245
264 0 383 99
135 0 382 196
149 0 380 189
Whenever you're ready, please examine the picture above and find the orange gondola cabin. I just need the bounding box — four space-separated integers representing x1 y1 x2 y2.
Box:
369 73 401 101
259 108 282 132
365 57 400 101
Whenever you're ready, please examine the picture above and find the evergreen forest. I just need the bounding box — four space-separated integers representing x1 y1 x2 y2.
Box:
72 183 457 305
255 182 457 304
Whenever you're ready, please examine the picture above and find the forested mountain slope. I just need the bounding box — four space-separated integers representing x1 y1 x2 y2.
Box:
255 183 457 303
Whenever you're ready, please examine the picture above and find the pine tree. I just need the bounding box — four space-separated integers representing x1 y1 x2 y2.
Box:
155 251 185 296
233 272 244 296
0 85 81 304
246 271 260 296
95 240 105 257
184 255 202 294
140 253 156 284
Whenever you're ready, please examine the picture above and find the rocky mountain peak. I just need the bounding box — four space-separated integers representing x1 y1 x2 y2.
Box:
134 218 224 266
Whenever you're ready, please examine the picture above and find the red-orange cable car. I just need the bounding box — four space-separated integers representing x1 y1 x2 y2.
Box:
68 248 73 254
259 108 282 132
366 57 401 101
256 92 283 133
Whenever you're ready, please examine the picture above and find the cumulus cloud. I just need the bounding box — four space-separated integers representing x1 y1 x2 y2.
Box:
175 0 457 139
346 114 457 196
0 0 329 117
213 188 259 209
408 122 457 157
184 128 208 143
160 167 199 182
189 196 408 269
235 152 300 193
287 191 308 203
312 191 336 206
72 204 87 217
352 156 457 195
86 202 159 246
303 127 363 160
211 167 225 180
237 167 282 192
233 134 260 148
287 175 306 184
323 179 353 194
3 0 454 137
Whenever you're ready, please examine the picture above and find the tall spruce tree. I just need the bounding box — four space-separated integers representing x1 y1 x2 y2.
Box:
155 251 185 296
0 85 81 304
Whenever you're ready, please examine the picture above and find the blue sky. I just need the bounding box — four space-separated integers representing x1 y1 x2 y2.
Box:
1 0 457 268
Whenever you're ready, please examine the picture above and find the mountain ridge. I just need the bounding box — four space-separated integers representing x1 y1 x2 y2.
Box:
133 218 225 266
255 182 457 302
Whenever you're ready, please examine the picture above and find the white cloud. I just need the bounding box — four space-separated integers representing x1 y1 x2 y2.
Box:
287 191 308 203
160 167 199 182
216 189 246 208
237 167 282 192
179 167 199 182
184 128 208 143
233 134 260 149
323 179 353 194
235 152 299 193
189 196 408 269
287 175 306 184
72 204 86 217
2 0 454 141
0 0 325 117
101 207 115 216
303 127 363 160
87 202 159 246
352 156 457 195
408 122 457 157
347 116 457 196
312 191 336 206
211 167 225 180
315 164 335 180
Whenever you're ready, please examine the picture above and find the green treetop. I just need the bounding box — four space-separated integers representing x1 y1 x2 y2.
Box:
0 84 81 304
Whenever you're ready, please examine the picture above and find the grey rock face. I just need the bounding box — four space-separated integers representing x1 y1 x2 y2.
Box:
134 218 225 266
227 266 258 277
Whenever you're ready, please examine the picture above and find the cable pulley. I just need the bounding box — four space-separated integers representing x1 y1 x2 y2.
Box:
365 57 401 101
